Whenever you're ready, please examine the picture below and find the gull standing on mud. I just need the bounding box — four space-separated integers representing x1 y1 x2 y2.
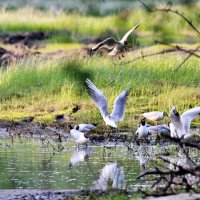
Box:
135 118 149 138
69 125 90 147
148 124 170 137
169 106 200 139
141 111 167 121
136 118 170 138
85 79 129 128
90 22 141 56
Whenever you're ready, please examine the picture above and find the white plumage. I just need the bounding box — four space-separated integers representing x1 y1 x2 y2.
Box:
85 79 129 128
136 118 149 138
70 129 89 145
141 111 166 121
91 22 141 56
170 106 200 139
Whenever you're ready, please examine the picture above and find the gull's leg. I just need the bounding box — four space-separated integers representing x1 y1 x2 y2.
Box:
122 48 126 58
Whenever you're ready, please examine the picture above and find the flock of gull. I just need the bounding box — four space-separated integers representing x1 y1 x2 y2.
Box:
69 78 200 147
68 22 200 147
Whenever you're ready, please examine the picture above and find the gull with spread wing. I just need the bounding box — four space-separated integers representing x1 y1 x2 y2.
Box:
85 79 129 128
170 106 200 139
91 22 141 56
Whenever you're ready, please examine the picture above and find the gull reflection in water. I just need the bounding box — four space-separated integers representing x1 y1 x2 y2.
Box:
70 147 91 166
95 163 125 191
135 146 150 173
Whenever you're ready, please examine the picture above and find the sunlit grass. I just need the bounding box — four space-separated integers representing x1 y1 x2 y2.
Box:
0 45 199 127
39 43 83 53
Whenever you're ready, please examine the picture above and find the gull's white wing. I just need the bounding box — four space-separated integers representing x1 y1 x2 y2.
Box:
108 46 119 56
181 106 200 134
170 107 186 138
148 124 170 136
110 89 129 122
85 79 109 118
120 22 141 43
92 38 119 51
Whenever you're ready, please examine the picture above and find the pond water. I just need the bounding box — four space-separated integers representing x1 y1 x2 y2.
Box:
0 128 199 190
0 136 156 190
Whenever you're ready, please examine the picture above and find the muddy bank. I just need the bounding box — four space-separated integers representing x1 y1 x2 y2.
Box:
0 32 50 47
0 189 126 200
0 190 199 200
145 193 200 200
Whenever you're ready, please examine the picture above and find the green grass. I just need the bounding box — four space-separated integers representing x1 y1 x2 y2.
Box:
0 45 199 128
0 4 199 46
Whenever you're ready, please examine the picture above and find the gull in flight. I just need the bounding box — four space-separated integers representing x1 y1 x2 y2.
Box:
85 79 129 128
141 111 167 121
73 123 97 133
169 106 200 139
90 22 141 56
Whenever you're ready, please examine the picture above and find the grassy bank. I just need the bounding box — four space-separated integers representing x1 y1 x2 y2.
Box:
0 45 199 128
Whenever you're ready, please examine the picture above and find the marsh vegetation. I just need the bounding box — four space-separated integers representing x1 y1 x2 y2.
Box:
0 0 199 199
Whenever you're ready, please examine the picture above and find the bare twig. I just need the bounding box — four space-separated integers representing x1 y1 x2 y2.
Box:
138 0 200 37
175 45 200 71
155 41 200 58
123 48 176 65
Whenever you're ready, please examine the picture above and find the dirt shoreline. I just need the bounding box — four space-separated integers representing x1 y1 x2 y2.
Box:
0 189 131 200
0 190 199 200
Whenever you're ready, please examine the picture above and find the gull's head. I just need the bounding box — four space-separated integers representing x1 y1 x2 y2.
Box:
141 118 146 126
88 48 94 56
163 111 168 117
124 41 128 46
75 125 79 130
69 124 74 130
171 106 179 117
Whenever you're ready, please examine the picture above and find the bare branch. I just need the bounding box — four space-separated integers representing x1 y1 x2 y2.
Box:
175 45 200 71
155 41 200 58
138 0 200 37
